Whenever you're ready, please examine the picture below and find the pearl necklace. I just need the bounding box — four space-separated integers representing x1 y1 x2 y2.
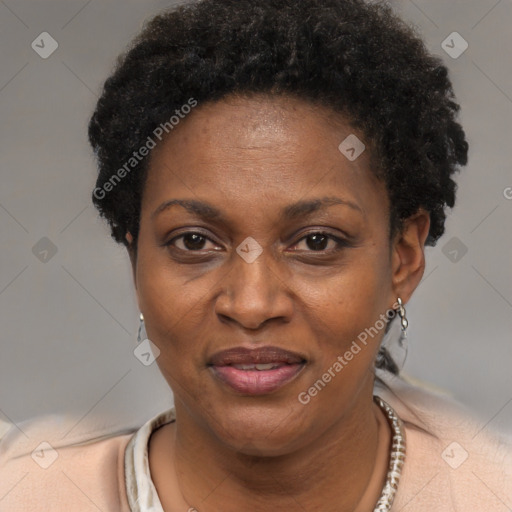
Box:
183 396 406 512
372 395 407 511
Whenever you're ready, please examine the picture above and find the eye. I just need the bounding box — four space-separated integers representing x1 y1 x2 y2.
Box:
165 230 348 254
289 231 347 252
166 231 220 252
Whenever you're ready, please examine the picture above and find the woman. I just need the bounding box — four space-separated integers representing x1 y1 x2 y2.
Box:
1 0 511 510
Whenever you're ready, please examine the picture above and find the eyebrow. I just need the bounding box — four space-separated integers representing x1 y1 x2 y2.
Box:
151 196 363 223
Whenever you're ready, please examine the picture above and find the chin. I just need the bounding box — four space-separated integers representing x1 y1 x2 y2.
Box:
207 400 311 456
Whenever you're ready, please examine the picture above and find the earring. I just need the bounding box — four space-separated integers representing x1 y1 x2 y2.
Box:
396 297 408 354
396 298 408 335
137 313 145 343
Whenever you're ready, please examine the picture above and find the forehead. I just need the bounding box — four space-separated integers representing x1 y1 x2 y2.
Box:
142 94 387 221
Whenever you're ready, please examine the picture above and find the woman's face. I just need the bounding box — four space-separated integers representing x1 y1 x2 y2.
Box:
130 94 426 454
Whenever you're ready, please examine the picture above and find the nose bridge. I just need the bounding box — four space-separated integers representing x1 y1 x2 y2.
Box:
230 242 276 302
216 240 290 328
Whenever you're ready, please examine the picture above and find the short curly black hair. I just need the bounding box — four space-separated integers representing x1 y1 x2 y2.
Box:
88 0 468 252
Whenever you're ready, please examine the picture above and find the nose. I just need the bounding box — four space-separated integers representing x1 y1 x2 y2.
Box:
214 243 294 330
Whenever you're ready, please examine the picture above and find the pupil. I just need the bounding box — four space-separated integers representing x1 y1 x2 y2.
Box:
307 234 328 251
184 233 205 250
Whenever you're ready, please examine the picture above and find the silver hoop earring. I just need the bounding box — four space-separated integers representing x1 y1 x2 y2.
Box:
396 297 408 341
137 313 145 343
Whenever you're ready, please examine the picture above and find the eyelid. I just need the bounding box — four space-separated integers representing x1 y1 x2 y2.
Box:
293 227 350 240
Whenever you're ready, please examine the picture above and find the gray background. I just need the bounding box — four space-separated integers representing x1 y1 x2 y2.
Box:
0 0 511 435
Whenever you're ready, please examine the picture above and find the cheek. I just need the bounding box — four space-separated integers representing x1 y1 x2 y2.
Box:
135 244 197 360
301 247 392 360
137 267 206 401
294 256 393 414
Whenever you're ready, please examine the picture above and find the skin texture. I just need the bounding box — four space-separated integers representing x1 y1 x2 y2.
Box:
126 93 430 512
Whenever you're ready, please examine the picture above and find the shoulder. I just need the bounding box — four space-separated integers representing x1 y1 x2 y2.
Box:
0 411 139 512
375 370 512 511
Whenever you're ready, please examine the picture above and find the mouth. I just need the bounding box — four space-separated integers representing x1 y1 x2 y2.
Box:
208 346 307 395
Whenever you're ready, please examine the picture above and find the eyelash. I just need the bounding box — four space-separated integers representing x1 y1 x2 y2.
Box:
165 230 348 254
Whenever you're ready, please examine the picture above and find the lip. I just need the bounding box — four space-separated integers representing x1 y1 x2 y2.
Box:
208 346 307 395
209 346 306 366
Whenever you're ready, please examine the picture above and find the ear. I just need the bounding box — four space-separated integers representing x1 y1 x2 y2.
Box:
390 209 430 304
125 232 138 290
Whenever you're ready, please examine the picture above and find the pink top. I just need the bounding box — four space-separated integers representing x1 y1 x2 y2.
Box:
1 371 511 511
